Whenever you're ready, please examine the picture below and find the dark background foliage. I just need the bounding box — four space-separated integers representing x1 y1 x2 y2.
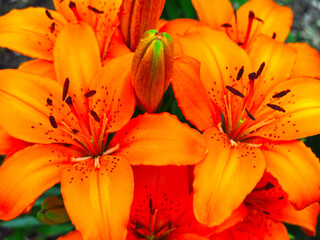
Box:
0 0 319 239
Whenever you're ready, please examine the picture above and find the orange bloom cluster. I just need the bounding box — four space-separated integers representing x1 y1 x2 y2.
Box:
0 0 319 239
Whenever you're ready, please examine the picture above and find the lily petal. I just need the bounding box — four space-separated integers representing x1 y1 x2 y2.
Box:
109 113 207 165
235 0 293 46
19 59 56 80
54 21 101 115
92 53 136 133
193 127 265 226
263 141 320 209
61 155 133 240
57 231 83 240
0 127 31 156
252 78 320 140
289 43 320 79
0 8 66 60
0 144 73 220
191 0 234 30
0 69 78 144
172 56 219 131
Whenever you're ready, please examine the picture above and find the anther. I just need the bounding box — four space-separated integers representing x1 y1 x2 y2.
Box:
65 96 73 105
272 32 276 39
248 72 256 81
84 90 97 98
226 86 244 98
69 1 82 21
245 108 256 121
50 22 56 33
168 221 173 230
255 62 265 79
45 10 53 20
88 5 104 14
237 66 244 80
221 23 232 28
255 17 263 23
267 103 285 112
49 115 58 128
62 78 70 101
90 110 100 122
72 129 79 134
265 182 275 190
149 198 154 215
272 89 290 98
47 98 53 106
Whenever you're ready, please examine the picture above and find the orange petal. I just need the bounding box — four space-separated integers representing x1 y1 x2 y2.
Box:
174 234 209 240
109 112 207 165
248 34 297 111
0 144 74 220
191 0 234 29
61 155 133 240
234 0 293 47
19 59 56 80
193 127 266 226
54 21 101 115
251 78 320 140
289 43 320 79
263 141 320 209
172 56 219 131
53 0 122 57
0 69 78 145
92 53 136 133
0 8 66 60
263 219 289 240
0 127 31 156
104 28 131 61
57 231 83 240
130 166 190 231
178 27 251 114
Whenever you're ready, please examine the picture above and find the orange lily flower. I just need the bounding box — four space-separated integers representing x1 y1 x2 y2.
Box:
0 23 207 239
172 27 320 226
212 173 319 239
161 0 293 51
0 0 124 62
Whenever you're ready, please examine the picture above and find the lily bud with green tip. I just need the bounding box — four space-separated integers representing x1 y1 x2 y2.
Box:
132 30 174 113
120 0 165 51
36 196 69 225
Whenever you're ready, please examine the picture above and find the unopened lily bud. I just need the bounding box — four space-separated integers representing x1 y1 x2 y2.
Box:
132 29 174 113
36 196 69 225
120 0 165 51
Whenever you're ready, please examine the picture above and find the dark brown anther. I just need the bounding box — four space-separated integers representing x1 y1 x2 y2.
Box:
249 11 255 19
237 66 244 80
272 89 291 98
62 78 70 101
72 129 79 134
245 108 256 121
226 86 244 98
88 5 104 14
248 72 256 81
50 22 56 33
267 103 285 112
90 110 100 122
149 198 154 215
263 211 270 215
265 182 275 190
237 42 243 46
47 98 53 106
255 62 265 79
221 23 232 28
272 32 276 39
45 10 53 20
65 96 73 105
84 90 97 98
168 221 173 230
49 115 58 128
255 17 264 23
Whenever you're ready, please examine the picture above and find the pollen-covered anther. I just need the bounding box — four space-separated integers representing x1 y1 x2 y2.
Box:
245 108 256 121
50 22 56 33
62 78 70 101
255 17 264 23
45 10 53 20
90 110 100 122
255 62 265 79
272 32 276 39
84 90 97 98
221 23 232 28
272 89 291 98
49 115 58 128
266 103 285 112
88 5 104 14
226 86 244 98
237 66 244 80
